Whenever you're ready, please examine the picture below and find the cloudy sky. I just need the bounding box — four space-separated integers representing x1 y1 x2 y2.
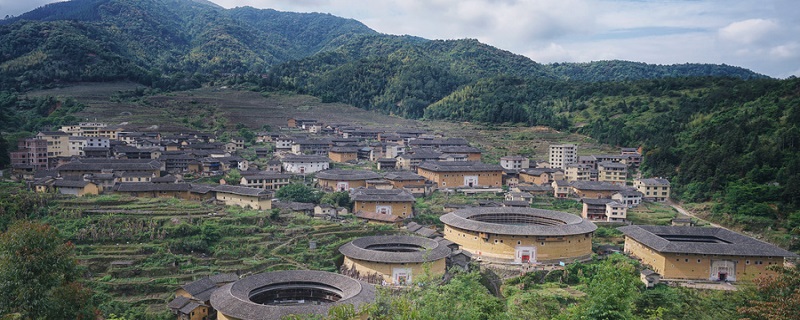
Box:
3 0 798 78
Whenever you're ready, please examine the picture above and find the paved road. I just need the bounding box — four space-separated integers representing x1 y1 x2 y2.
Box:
666 199 726 229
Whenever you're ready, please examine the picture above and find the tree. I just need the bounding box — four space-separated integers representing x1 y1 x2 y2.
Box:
224 169 242 185
275 183 321 203
563 255 641 320
0 133 10 170
0 221 94 319
738 265 800 320
320 191 352 209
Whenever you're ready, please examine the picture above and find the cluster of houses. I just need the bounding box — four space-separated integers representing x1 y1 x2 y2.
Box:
7 118 676 227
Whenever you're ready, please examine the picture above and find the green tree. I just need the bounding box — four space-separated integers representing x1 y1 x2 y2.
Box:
224 169 242 185
738 265 800 320
0 221 94 319
320 191 352 209
564 255 641 320
0 133 9 170
275 183 321 203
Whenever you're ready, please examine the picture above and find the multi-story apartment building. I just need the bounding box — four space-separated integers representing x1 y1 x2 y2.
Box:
549 144 577 170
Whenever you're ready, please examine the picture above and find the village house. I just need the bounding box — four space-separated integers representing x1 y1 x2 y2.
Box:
328 146 360 163
170 273 238 320
439 146 482 161
612 189 643 208
291 138 332 155
618 225 798 282
396 150 443 171
52 179 100 196
351 188 416 219
519 168 564 185
36 131 70 158
635 178 671 202
571 181 623 199
376 158 397 171
274 135 294 150
502 169 520 187
10 138 49 171
281 155 330 174
564 163 596 182
56 159 163 178
514 184 553 196
316 169 382 191
505 191 534 204
581 198 627 222
551 180 572 198
416 161 503 188
214 185 272 210
500 155 530 170
549 144 577 169
287 118 317 129
597 161 627 185
239 172 292 190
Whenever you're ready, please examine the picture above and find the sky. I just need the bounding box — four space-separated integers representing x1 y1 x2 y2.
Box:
2 0 799 78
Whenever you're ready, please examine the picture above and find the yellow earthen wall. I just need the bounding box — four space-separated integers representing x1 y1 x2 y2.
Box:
354 200 414 218
342 256 446 285
443 225 592 262
625 237 785 281
417 169 502 188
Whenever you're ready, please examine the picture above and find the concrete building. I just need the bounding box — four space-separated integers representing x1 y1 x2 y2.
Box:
598 161 627 185
548 144 577 170
10 138 49 171
339 235 450 285
635 178 671 202
36 131 70 158
500 156 530 170
619 225 798 282
440 207 597 264
280 155 329 174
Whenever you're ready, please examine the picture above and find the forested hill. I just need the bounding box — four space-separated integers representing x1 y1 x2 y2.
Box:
0 0 377 91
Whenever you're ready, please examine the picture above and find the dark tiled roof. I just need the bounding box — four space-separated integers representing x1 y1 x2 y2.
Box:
115 183 191 192
397 150 443 160
241 173 291 180
618 225 798 257
339 235 450 263
210 271 375 319
501 156 527 161
316 169 381 181
440 207 597 236
182 277 216 301
416 161 503 172
168 296 191 310
179 301 205 314
598 161 627 169
281 155 330 163
213 185 270 197
521 168 563 175
383 172 424 181
439 146 481 153
53 180 91 188
351 188 415 202
56 159 162 172
581 198 614 205
637 178 670 186
571 181 622 191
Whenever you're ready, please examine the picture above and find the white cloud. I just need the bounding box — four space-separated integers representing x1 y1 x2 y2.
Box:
719 19 780 45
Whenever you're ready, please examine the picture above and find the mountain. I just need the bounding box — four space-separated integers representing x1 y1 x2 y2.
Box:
0 0 377 90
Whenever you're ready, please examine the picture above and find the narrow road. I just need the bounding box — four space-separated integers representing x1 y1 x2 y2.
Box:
666 199 726 229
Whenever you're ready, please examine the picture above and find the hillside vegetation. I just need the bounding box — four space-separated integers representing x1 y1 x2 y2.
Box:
2 0 797 245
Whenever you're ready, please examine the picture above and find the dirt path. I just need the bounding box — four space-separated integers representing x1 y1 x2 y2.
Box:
666 199 726 229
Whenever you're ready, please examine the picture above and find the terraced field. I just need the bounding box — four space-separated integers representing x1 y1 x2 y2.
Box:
46 195 394 314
